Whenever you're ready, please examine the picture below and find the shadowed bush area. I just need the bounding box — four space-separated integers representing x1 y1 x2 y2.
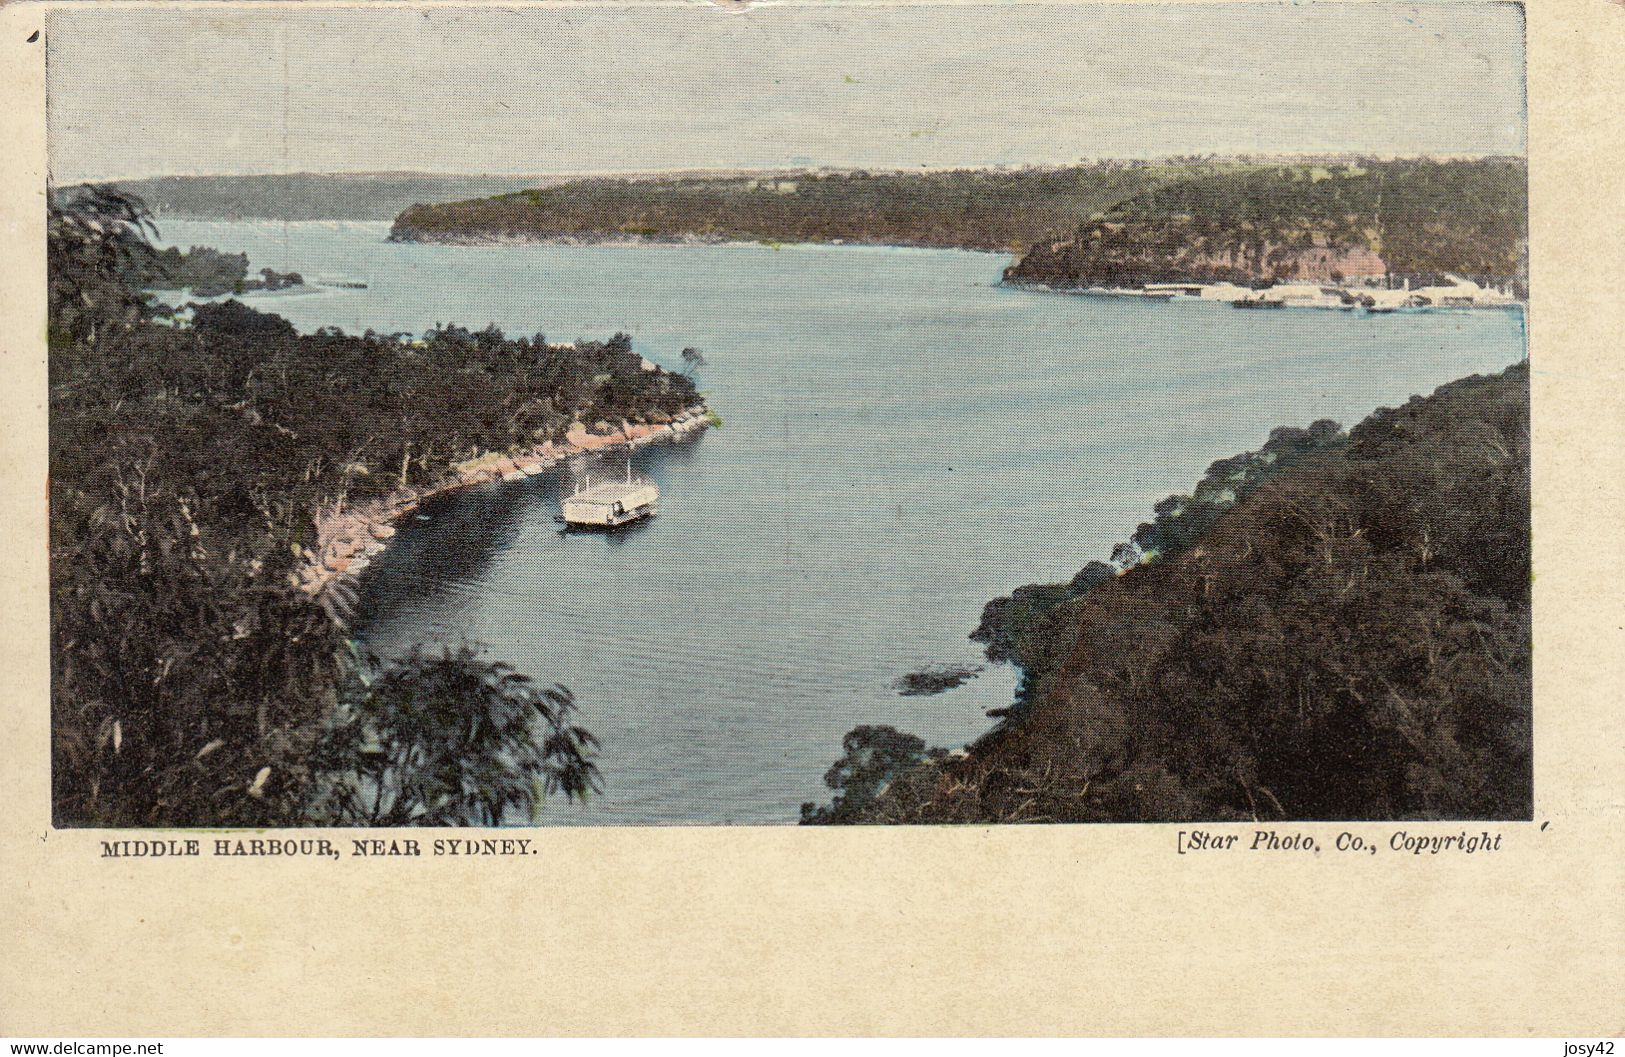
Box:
814 362 1531 824
308 646 600 826
799 726 947 825
48 185 697 826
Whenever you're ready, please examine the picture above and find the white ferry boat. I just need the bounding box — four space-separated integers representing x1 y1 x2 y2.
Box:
561 465 659 529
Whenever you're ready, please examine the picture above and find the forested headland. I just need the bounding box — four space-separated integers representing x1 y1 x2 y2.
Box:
387 161 1243 251
386 157 1527 290
126 243 304 297
1006 158 1527 291
805 362 1532 824
48 185 701 827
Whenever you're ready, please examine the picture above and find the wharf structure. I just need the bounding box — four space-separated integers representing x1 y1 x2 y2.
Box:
1100 275 1518 312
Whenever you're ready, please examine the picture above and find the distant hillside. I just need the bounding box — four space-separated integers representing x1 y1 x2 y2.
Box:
1006 158 1528 290
387 162 1253 251
386 158 1526 287
808 362 1531 824
106 172 590 221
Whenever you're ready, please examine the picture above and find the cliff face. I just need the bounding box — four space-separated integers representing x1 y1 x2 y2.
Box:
1004 158 1528 290
853 361 1532 824
1009 232 1390 288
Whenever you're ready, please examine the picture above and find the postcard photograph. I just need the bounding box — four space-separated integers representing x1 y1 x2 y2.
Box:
44 0 1532 830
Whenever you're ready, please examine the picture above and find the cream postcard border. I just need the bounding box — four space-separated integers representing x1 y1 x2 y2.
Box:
1 0 1620 1037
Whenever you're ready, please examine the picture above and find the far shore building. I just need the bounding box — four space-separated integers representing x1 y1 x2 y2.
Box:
1410 275 1518 308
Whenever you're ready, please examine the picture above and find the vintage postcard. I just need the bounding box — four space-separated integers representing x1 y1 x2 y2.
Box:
2 0 1620 1038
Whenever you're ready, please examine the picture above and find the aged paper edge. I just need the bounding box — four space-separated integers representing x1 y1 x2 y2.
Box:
1 0 1621 1037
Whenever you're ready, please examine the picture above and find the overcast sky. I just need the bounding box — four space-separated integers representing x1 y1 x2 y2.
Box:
46 1 1528 182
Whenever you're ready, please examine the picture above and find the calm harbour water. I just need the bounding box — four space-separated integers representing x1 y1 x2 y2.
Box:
156 220 1528 825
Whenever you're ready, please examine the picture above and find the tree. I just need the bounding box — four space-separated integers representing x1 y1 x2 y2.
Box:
679 346 707 378
800 725 937 824
307 646 600 826
47 184 160 346
1109 541 1142 570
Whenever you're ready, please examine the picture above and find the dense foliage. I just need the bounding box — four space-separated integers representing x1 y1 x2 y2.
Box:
308 647 600 826
48 183 161 347
49 186 698 826
1007 158 1528 290
969 419 1347 713
799 726 944 825
388 163 1235 251
827 363 1532 824
127 244 303 297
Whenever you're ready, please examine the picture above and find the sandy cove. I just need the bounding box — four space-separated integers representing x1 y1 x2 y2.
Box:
297 404 713 600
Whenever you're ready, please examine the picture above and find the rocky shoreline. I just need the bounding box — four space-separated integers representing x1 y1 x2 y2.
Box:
297 404 714 601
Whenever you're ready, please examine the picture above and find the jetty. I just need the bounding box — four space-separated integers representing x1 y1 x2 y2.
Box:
1074 274 1521 313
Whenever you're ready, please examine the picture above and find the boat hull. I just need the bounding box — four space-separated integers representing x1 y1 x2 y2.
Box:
561 506 656 531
